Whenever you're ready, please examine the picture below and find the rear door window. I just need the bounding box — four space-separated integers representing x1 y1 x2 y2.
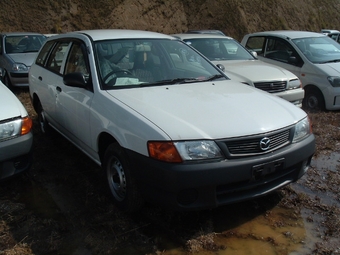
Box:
46 41 71 74
36 41 55 66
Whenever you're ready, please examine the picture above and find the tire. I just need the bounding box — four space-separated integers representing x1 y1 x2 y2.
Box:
3 74 13 90
302 87 325 111
37 102 52 135
103 143 144 212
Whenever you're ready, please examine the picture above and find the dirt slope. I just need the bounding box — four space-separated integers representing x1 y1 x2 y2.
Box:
1 0 340 40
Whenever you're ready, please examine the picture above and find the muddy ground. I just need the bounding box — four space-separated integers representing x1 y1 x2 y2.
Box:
1 89 340 255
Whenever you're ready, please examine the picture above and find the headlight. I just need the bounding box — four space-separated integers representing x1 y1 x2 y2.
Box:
12 63 28 72
287 78 301 89
148 140 223 162
327 76 340 87
174 140 223 160
292 117 311 143
0 117 32 142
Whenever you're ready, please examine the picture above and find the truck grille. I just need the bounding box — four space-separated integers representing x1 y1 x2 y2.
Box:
254 81 286 93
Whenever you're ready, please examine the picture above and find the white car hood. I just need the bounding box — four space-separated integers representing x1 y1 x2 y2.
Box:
8 52 37 67
0 82 28 120
107 80 306 140
212 60 296 83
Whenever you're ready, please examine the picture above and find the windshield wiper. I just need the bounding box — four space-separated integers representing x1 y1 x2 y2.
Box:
203 74 225 81
319 59 340 64
138 75 225 87
139 78 199 87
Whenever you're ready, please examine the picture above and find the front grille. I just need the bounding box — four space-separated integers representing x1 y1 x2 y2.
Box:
220 128 291 158
254 80 286 93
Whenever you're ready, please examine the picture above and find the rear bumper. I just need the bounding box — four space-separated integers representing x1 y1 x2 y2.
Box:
0 133 33 180
128 134 315 211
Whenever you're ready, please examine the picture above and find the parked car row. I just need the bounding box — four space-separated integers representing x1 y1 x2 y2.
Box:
2 29 320 213
172 32 305 107
25 29 315 212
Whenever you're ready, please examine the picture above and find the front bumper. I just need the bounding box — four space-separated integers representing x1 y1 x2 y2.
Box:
9 72 29 87
275 88 305 107
0 132 33 180
128 134 315 211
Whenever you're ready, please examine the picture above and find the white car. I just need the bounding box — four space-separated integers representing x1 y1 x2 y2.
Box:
172 33 304 107
0 81 33 180
241 30 340 110
29 29 315 212
0 32 46 88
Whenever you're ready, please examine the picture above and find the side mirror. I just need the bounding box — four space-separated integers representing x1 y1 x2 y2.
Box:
216 64 225 72
251 51 258 58
288 56 298 64
63 72 87 88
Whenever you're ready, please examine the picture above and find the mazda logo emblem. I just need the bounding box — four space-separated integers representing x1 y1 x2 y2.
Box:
260 137 271 151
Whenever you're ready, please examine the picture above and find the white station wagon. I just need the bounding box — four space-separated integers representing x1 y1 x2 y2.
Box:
29 29 315 212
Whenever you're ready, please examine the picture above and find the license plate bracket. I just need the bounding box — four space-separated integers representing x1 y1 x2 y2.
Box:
252 158 285 181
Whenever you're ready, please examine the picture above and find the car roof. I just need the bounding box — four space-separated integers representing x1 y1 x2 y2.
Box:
186 30 226 36
246 30 327 39
321 29 339 33
56 29 175 41
172 33 233 40
1 32 44 36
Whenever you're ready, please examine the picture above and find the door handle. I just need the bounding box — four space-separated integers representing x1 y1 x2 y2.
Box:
56 86 62 92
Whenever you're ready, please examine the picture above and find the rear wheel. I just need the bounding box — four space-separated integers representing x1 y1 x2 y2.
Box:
302 87 325 111
103 143 144 212
37 101 52 135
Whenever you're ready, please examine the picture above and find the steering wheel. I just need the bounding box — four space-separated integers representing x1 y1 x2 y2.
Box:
103 69 134 86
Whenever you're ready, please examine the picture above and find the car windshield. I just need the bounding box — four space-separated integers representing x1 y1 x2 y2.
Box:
94 39 226 89
183 38 255 61
293 36 340 64
5 35 46 53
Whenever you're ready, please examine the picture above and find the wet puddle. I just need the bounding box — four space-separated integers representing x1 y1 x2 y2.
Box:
16 182 314 255
14 151 339 255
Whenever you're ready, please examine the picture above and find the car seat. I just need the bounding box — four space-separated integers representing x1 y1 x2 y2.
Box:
131 45 155 83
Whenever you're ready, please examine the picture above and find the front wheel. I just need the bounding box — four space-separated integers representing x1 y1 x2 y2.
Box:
3 74 13 90
103 143 144 212
302 87 325 111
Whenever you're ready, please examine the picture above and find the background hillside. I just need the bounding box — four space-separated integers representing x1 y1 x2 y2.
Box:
1 0 340 41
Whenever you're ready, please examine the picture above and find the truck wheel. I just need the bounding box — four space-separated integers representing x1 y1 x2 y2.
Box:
103 143 143 212
302 88 325 111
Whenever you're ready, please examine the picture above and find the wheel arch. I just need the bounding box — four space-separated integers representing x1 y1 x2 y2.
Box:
303 84 326 109
31 92 42 113
98 132 118 164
